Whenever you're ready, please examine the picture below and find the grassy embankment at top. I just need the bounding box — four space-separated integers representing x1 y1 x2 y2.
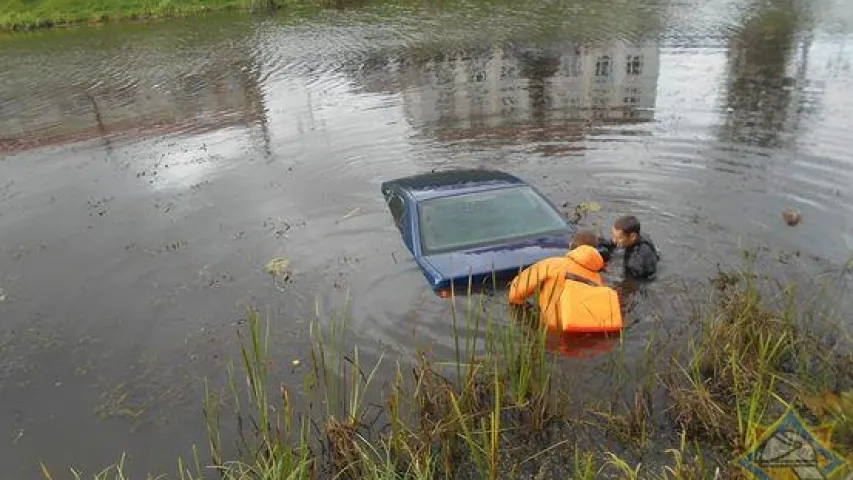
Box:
0 0 663 33
0 0 301 32
41 250 853 479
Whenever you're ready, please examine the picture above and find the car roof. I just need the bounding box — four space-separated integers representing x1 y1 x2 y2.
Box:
382 169 527 201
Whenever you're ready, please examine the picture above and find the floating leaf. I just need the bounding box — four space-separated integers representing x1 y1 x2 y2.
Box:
336 207 361 224
265 257 291 278
565 201 603 224
576 201 602 214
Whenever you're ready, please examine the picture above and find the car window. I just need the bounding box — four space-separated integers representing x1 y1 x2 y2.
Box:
417 185 567 255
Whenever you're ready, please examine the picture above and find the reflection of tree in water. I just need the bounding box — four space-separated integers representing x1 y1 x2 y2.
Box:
171 53 272 157
238 56 273 159
721 1 813 148
517 47 561 129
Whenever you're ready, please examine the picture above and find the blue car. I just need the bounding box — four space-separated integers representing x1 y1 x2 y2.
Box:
380 169 575 296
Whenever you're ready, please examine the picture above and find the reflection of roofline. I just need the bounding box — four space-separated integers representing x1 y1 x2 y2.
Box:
348 39 662 94
424 114 654 141
0 110 260 155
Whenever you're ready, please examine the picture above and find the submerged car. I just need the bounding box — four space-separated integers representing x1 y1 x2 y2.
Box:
380 169 575 296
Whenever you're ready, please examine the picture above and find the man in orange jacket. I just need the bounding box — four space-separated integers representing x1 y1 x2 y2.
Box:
507 244 622 333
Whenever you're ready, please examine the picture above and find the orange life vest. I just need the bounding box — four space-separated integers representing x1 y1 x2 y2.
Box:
507 245 623 333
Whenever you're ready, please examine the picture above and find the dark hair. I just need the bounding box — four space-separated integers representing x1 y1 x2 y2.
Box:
613 215 641 235
570 229 599 249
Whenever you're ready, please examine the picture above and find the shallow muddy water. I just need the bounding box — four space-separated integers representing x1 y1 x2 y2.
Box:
2 0 853 476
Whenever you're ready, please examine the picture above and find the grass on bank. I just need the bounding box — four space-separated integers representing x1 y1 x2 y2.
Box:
0 0 302 32
42 254 853 479
0 0 666 33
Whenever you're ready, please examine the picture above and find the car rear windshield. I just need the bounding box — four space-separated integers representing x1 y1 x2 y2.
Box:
417 185 567 255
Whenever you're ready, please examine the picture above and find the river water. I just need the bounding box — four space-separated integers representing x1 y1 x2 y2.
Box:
2 0 853 476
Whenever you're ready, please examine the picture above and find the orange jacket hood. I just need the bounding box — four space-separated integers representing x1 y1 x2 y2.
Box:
566 245 605 274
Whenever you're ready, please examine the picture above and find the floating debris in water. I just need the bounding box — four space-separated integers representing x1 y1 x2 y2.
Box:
291 359 300 367
265 257 293 292
265 257 291 278
563 201 602 223
577 201 602 213
782 207 801 226
336 207 361 224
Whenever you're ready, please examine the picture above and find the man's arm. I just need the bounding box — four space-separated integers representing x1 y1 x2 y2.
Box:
597 237 616 263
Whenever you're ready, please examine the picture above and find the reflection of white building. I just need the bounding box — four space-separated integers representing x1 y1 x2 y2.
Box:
352 40 659 134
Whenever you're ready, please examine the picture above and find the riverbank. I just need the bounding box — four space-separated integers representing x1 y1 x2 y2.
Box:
0 0 278 32
40 257 853 479
1 0 656 33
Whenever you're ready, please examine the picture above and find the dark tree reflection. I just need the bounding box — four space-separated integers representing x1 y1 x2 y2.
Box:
720 1 813 148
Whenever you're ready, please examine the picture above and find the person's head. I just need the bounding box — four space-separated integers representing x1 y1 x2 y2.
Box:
570 229 599 249
611 215 641 248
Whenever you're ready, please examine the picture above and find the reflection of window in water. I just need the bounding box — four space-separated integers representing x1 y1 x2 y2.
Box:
595 56 611 77
500 63 518 80
592 95 608 119
500 95 519 116
435 65 455 87
560 51 582 77
626 55 643 75
470 67 487 83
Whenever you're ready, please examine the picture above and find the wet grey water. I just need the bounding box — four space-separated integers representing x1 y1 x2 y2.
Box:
2 0 853 476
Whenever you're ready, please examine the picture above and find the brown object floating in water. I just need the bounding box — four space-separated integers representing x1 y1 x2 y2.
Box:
781 207 801 226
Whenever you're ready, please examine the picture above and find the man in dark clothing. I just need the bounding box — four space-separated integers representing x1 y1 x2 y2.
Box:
597 216 660 280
